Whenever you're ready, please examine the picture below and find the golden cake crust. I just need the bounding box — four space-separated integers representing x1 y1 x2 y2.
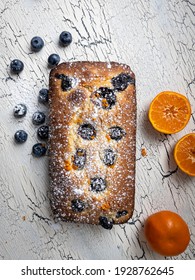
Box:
49 61 136 229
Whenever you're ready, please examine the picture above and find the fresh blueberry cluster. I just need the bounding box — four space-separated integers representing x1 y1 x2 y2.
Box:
10 31 72 74
12 31 73 157
13 100 48 156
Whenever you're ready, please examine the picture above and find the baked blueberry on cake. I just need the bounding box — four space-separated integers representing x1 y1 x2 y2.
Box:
49 61 136 229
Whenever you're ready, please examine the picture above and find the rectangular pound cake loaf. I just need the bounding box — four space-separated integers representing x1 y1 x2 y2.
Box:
49 61 136 229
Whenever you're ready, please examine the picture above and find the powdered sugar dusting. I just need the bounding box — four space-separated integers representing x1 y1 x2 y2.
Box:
49 61 136 226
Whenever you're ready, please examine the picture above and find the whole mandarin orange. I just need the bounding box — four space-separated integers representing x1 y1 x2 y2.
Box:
144 210 190 256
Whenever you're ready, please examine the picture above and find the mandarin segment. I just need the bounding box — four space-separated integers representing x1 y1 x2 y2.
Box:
64 160 72 171
149 91 191 134
141 148 147 157
174 133 195 176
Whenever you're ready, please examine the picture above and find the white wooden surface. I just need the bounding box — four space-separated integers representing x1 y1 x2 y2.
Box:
0 0 194 260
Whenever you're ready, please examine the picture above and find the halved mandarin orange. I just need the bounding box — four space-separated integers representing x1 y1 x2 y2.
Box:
149 91 191 134
174 133 195 176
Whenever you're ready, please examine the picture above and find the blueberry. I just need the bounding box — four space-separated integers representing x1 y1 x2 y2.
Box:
59 31 72 46
99 216 113 230
111 73 135 91
37 125 49 140
48 54 60 67
103 149 116 166
14 130 28 143
72 149 86 170
55 73 65 79
10 59 24 74
90 177 106 192
13 103 27 118
32 143 47 157
95 87 116 109
38 88 49 104
71 199 85 212
109 126 126 141
116 210 128 218
31 36 44 52
61 76 73 91
32 111 46 125
55 74 75 91
78 123 96 140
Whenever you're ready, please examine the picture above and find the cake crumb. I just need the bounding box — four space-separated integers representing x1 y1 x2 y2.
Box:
141 147 147 157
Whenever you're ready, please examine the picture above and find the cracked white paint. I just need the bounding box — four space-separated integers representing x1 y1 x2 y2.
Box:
0 0 195 260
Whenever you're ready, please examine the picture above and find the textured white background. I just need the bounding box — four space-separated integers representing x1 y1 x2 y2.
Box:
0 0 194 260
